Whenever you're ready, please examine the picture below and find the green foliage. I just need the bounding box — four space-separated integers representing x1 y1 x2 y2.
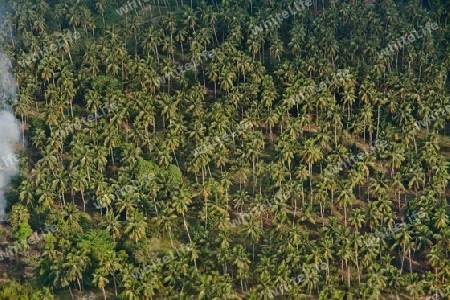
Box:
3 0 450 298
28 118 47 137
8 204 30 229
136 159 161 179
78 212 95 232
166 164 182 184
76 229 115 256
13 222 32 243
91 75 122 94
29 206 52 232
0 280 54 299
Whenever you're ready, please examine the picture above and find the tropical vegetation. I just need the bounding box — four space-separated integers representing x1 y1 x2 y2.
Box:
0 0 449 298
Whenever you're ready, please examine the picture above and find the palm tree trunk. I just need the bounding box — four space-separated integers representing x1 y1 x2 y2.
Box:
293 196 297 226
355 247 361 283
77 278 82 291
331 190 334 214
363 122 366 144
112 273 118 296
344 206 347 226
376 105 381 140
183 212 192 243
110 148 115 165
334 120 337 146
400 245 405 274
154 46 159 63
69 286 74 300
347 262 351 288
180 41 184 59
172 149 180 167
212 25 219 45
204 195 208 230
302 185 305 207
81 191 86 212
309 162 313 205
409 249 413 274
168 230 175 248
269 124 273 143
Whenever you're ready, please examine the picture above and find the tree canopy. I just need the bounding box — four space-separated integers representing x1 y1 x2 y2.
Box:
0 0 449 298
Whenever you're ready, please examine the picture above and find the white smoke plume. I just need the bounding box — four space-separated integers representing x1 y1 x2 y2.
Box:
0 50 21 221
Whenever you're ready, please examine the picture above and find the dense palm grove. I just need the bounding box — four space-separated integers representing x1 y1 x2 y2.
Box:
0 0 449 298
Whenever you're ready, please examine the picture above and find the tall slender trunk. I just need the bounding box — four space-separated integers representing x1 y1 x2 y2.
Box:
183 212 192 243
376 105 381 140
81 191 86 212
309 162 313 205
355 246 360 283
112 273 118 296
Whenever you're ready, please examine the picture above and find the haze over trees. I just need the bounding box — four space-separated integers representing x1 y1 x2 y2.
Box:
0 0 449 298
